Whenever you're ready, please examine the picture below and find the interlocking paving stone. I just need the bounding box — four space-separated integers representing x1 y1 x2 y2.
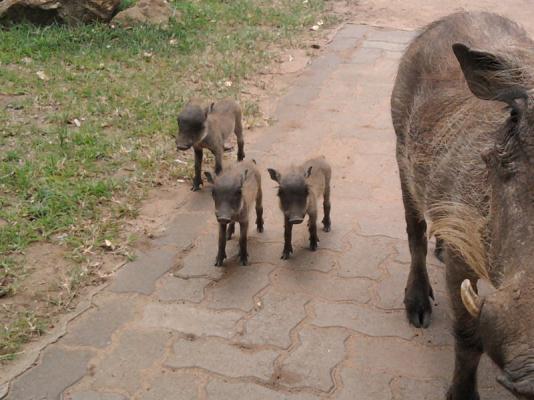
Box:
205 380 318 400
154 275 210 303
238 289 309 349
270 267 371 303
204 264 275 311
91 329 171 394
109 245 178 295
313 301 416 340
62 293 138 348
7 346 94 400
278 326 348 391
335 366 392 400
136 370 201 400
138 302 242 338
390 377 447 400
165 336 279 380
65 392 128 400
175 235 226 279
347 335 452 379
337 234 394 279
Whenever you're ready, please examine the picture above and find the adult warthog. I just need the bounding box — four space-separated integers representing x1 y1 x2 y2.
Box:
392 11 534 400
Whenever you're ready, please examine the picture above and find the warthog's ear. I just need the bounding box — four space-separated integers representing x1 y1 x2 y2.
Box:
204 171 215 184
267 168 280 183
304 166 313 178
452 43 528 106
461 279 483 318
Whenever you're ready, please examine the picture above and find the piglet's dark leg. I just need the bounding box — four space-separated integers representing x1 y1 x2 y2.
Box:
308 210 319 251
281 216 293 260
192 148 203 191
239 220 249 266
215 223 227 267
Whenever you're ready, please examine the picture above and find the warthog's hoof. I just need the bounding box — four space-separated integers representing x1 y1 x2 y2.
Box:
446 387 480 400
404 278 434 328
323 224 331 232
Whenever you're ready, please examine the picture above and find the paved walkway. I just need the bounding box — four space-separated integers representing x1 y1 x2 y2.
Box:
3 24 513 400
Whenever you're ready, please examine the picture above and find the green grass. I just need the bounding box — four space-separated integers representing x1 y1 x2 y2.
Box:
0 0 336 359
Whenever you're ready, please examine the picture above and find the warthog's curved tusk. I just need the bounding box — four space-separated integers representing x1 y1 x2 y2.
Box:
461 279 483 318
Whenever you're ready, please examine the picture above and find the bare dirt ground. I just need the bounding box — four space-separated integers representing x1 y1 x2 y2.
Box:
2 1 532 399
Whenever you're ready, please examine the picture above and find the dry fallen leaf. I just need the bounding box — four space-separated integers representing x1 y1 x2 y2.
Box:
310 25 319 31
103 239 115 251
36 71 49 81
224 80 233 87
72 118 81 127
169 38 178 45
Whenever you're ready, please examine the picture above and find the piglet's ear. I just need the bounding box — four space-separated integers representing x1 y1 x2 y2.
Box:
240 169 248 187
204 171 215 184
305 166 313 178
204 102 215 118
267 168 280 183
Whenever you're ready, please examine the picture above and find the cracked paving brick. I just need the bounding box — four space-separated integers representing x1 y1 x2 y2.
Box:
138 302 241 338
239 289 309 349
205 379 318 400
270 267 371 303
313 301 415 340
7 346 94 400
204 264 275 311
62 292 138 348
91 329 171 394
165 336 279 380
278 326 348 392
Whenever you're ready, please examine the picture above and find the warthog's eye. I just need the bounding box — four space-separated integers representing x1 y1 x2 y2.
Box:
235 189 242 197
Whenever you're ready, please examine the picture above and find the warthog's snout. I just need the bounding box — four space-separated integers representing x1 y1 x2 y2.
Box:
217 217 231 224
176 143 192 151
289 217 304 225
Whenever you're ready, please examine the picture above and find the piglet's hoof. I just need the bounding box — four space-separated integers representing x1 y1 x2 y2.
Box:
239 253 249 266
281 246 293 260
